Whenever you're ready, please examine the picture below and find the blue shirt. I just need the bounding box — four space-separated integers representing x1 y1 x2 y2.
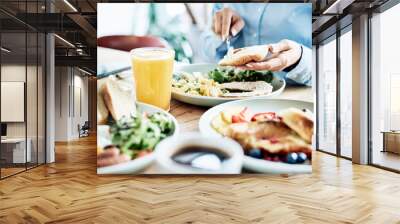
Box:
201 3 312 86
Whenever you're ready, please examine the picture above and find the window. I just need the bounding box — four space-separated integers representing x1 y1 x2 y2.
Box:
370 3 400 171
0 1 46 179
317 36 337 154
339 28 352 158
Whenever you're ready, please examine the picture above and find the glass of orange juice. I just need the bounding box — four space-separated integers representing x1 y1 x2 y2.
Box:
131 47 175 111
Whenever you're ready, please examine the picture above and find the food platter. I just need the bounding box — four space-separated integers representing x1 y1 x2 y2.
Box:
97 102 179 174
172 63 286 107
199 98 313 174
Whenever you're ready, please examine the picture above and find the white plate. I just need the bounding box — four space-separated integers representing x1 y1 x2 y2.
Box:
97 102 179 174
172 63 286 107
199 98 313 174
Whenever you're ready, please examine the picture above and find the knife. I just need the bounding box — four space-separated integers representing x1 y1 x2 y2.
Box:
225 36 234 57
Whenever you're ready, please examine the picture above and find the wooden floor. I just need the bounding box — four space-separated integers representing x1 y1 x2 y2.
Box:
373 150 400 171
0 135 400 224
1 167 26 178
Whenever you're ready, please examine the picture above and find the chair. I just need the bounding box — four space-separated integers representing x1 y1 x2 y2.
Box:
78 121 90 138
97 35 169 52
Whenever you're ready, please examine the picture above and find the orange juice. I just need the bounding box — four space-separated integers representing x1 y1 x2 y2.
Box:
131 48 175 110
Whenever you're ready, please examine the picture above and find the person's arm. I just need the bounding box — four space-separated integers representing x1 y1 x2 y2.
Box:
200 4 243 61
284 45 312 86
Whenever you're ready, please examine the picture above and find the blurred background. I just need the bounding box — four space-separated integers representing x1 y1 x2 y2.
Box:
98 3 213 63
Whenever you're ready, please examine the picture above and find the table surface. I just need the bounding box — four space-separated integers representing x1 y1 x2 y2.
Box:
98 47 314 173
98 47 314 131
381 131 400 134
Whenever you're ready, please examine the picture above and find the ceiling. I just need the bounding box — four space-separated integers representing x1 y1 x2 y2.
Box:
0 0 98 73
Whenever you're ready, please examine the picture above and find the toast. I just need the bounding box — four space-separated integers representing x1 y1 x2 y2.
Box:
101 78 136 121
97 78 109 124
97 87 109 124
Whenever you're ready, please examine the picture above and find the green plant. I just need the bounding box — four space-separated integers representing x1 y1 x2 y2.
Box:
147 3 193 63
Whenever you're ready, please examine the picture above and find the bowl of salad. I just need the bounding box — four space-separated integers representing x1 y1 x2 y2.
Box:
97 102 179 174
172 63 285 107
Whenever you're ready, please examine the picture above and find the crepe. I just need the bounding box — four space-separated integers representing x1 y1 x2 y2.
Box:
253 135 312 154
218 45 269 66
225 120 312 154
211 107 314 155
279 108 313 143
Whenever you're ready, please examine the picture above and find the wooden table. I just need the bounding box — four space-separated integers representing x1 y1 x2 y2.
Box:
99 47 314 173
381 131 400 154
169 86 313 133
98 47 314 133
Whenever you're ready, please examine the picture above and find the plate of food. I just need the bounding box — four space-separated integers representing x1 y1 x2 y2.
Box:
97 77 179 174
172 63 285 107
198 98 313 174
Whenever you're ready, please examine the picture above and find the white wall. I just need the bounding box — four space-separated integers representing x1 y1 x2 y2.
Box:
54 67 89 141
54 66 69 141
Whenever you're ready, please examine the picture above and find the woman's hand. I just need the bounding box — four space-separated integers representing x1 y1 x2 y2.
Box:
213 7 245 41
236 40 302 72
97 146 130 167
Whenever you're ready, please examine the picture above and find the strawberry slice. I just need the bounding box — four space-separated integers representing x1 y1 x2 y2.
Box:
231 107 249 123
251 112 276 122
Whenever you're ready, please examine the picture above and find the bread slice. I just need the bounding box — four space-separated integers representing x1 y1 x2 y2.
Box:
279 108 314 143
101 78 136 121
218 45 269 66
97 79 109 124
97 87 109 124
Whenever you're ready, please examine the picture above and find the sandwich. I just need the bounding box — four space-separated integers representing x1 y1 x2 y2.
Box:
218 45 270 66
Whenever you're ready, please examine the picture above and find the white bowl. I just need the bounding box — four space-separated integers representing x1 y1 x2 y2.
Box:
153 132 244 174
97 102 179 175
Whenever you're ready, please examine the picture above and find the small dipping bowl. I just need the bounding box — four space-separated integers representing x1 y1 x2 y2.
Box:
154 132 244 174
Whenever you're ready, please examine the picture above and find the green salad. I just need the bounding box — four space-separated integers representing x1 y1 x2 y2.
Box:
110 112 174 159
208 67 273 83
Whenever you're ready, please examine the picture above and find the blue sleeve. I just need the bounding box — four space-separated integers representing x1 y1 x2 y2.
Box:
199 3 242 62
285 45 312 86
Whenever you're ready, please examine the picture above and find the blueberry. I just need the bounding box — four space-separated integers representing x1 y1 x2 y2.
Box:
248 148 263 159
286 153 298 164
297 152 307 163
